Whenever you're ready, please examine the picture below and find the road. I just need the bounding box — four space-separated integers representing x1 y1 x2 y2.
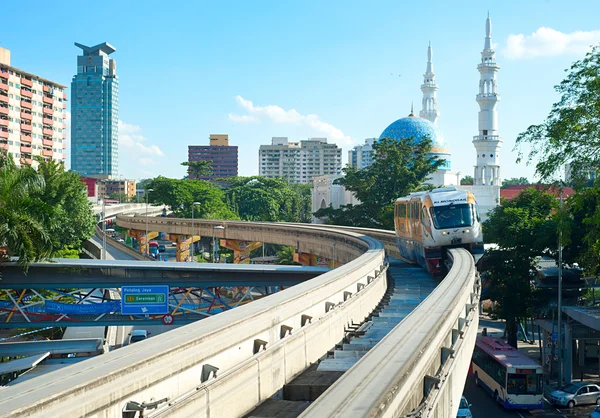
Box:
464 375 598 417
464 315 598 417
91 234 136 260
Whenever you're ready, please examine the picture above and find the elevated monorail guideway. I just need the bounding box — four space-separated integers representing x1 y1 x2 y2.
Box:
0 219 479 418
0 222 388 418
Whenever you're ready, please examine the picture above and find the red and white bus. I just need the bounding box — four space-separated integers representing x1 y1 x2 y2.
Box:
472 336 544 410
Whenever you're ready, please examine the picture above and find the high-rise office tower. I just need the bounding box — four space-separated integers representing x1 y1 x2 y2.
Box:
71 42 118 178
0 47 68 168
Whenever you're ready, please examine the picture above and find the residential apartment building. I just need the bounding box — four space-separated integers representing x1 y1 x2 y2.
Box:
188 134 238 181
98 178 136 199
71 42 119 179
259 137 342 184
348 138 375 169
0 47 67 168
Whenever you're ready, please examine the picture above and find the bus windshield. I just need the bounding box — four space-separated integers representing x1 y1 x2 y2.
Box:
507 373 543 395
431 204 473 229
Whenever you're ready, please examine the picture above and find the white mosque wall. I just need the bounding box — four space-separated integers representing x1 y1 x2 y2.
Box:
311 175 360 224
456 185 500 222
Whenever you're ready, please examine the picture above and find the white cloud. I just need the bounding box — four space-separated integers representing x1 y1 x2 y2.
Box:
229 95 356 147
228 113 259 123
504 27 600 59
118 120 164 156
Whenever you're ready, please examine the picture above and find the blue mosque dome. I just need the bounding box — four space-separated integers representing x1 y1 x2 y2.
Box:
379 113 449 154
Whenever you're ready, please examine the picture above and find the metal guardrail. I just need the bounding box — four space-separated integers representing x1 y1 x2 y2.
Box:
0 223 387 418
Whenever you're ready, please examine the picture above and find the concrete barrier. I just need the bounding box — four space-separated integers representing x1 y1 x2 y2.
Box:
0 224 386 418
300 248 480 418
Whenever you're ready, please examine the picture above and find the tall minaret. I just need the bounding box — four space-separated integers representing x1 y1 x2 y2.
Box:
473 13 502 186
420 42 439 125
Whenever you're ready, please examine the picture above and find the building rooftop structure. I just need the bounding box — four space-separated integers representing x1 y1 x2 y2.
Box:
500 184 576 201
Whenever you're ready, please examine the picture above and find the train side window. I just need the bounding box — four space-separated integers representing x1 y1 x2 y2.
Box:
399 204 406 218
474 203 481 222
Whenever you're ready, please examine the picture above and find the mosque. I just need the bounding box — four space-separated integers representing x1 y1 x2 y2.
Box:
313 14 501 221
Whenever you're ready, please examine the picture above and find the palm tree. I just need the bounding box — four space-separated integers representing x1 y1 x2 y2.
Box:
181 160 213 179
276 246 298 265
0 151 52 269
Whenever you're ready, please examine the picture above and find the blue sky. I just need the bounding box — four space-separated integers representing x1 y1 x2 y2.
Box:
3 0 600 181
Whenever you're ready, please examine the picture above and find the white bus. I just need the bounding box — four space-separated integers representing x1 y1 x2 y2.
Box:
472 336 544 410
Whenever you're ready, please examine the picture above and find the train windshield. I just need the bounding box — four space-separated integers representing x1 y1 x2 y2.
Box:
431 204 473 229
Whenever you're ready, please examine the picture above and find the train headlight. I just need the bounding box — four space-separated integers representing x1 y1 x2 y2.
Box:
465 229 470 233
442 231 448 235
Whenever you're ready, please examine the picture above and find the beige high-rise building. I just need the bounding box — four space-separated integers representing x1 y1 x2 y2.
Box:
0 47 67 168
259 137 342 184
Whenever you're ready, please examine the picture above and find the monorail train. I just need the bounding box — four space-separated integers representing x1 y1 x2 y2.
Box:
394 187 484 276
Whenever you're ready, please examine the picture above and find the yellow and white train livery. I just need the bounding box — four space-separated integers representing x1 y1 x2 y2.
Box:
394 187 484 276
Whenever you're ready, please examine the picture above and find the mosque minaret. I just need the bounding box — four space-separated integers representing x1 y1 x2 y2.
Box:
473 12 502 186
420 42 440 125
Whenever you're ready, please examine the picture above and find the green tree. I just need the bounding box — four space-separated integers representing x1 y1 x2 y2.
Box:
224 177 312 222
108 192 129 203
565 184 600 276
501 177 530 188
460 175 474 185
516 46 600 183
181 160 213 179
147 176 237 220
30 158 95 254
0 152 52 269
482 188 558 347
314 136 443 229
276 246 298 265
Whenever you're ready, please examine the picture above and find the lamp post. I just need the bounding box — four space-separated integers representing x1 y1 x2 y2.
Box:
101 198 106 260
212 225 225 262
145 188 154 256
332 242 337 268
557 187 564 385
191 202 201 262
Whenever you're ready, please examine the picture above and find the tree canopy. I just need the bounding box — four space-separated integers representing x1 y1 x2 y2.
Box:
482 188 558 347
314 136 443 229
501 177 530 188
146 176 237 219
516 46 600 183
460 175 474 185
224 177 312 222
181 160 213 179
0 152 95 269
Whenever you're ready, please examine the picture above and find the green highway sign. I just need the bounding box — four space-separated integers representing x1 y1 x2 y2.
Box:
121 285 169 315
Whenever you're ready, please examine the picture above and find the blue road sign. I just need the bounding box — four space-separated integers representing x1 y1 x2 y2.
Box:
552 331 558 342
121 285 169 315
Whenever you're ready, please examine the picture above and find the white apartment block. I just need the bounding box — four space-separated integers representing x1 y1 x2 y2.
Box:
348 138 375 169
259 137 342 184
0 47 67 169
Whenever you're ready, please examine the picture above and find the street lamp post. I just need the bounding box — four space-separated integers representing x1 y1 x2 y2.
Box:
145 188 154 256
558 188 564 385
212 225 225 262
101 198 106 260
191 202 201 262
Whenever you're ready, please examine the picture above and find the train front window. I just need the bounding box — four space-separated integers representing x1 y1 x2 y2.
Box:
431 204 473 229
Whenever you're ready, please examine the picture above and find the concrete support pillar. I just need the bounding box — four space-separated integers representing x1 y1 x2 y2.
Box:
565 323 572 384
